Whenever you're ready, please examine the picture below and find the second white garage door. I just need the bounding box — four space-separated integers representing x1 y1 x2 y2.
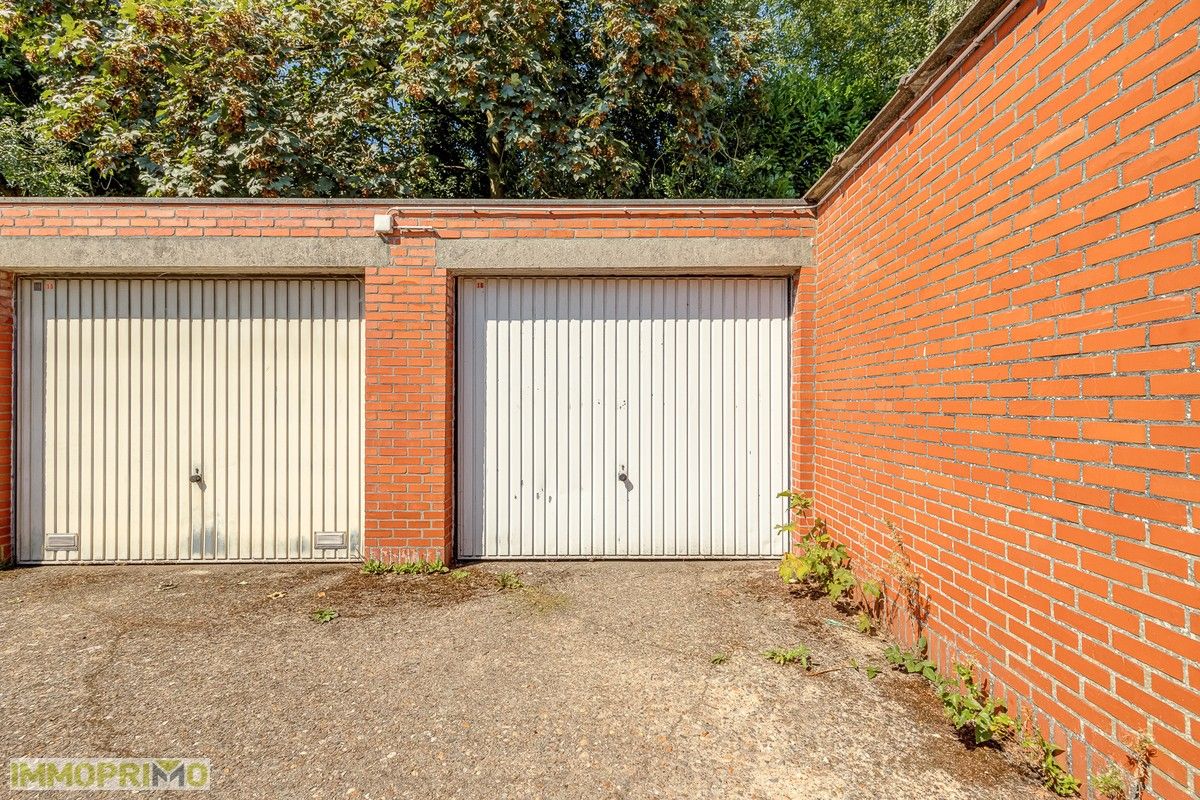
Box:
457 277 790 558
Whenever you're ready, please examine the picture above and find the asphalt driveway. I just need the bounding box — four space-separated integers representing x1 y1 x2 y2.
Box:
0 562 1045 799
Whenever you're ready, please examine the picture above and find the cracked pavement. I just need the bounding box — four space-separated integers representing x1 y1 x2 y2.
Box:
0 561 1046 799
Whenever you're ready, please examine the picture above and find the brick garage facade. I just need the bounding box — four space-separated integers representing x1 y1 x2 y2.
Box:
0 200 816 564
806 0 1199 795
0 0 1195 789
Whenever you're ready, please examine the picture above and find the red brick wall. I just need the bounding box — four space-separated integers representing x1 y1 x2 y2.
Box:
791 266 816 498
0 202 382 237
362 239 454 565
0 200 814 565
811 0 1199 795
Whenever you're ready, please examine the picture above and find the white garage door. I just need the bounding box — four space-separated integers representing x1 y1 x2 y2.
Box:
16 278 364 563
457 277 790 558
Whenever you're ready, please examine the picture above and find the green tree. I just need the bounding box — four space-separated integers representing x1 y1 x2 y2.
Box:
0 115 87 195
1 0 969 198
657 0 971 197
3 0 764 198
768 0 971 110
403 0 763 198
9 0 454 197
0 0 95 194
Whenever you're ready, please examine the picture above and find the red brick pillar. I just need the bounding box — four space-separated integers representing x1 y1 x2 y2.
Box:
362 240 455 564
790 267 816 501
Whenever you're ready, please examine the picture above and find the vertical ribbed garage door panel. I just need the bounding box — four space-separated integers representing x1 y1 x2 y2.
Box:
457 277 789 559
16 278 364 563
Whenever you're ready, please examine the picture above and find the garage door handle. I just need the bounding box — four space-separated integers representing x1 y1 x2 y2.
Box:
617 466 628 482
189 467 203 484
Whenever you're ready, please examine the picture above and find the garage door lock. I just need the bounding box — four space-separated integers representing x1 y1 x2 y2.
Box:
189 467 203 484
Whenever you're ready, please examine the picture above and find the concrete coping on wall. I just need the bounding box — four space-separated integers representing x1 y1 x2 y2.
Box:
2 197 814 210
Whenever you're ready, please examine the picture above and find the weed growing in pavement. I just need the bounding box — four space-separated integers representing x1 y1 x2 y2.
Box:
311 608 339 624
886 638 1015 747
777 498 855 602
362 559 450 575
449 569 470 580
496 571 524 590
1023 729 1080 796
763 645 812 669
710 652 729 665
776 491 883 618
394 559 450 575
939 663 1015 746
776 493 1027 754
884 636 940 682
848 658 880 679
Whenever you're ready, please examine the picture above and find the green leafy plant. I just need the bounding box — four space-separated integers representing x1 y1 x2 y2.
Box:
849 658 880 679
710 652 729 665
310 608 339 624
763 645 812 669
361 559 391 575
860 579 883 600
884 636 940 682
1091 764 1126 799
938 663 1015 746
362 558 450 575
393 559 449 575
1023 730 1080 796
496 572 524 590
449 569 470 580
778 516 852 596
777 492 855 602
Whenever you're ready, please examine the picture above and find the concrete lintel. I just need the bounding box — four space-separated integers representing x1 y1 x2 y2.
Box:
0 236 386 273
436 236 812 275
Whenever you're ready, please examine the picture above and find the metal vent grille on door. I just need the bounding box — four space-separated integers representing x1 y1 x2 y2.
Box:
457 277 790 559
16 278 365 563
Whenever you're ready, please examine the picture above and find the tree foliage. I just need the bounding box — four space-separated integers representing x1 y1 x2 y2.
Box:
7 0 455 196
405 0 761 198
655 0 972 197
0 0 970 198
